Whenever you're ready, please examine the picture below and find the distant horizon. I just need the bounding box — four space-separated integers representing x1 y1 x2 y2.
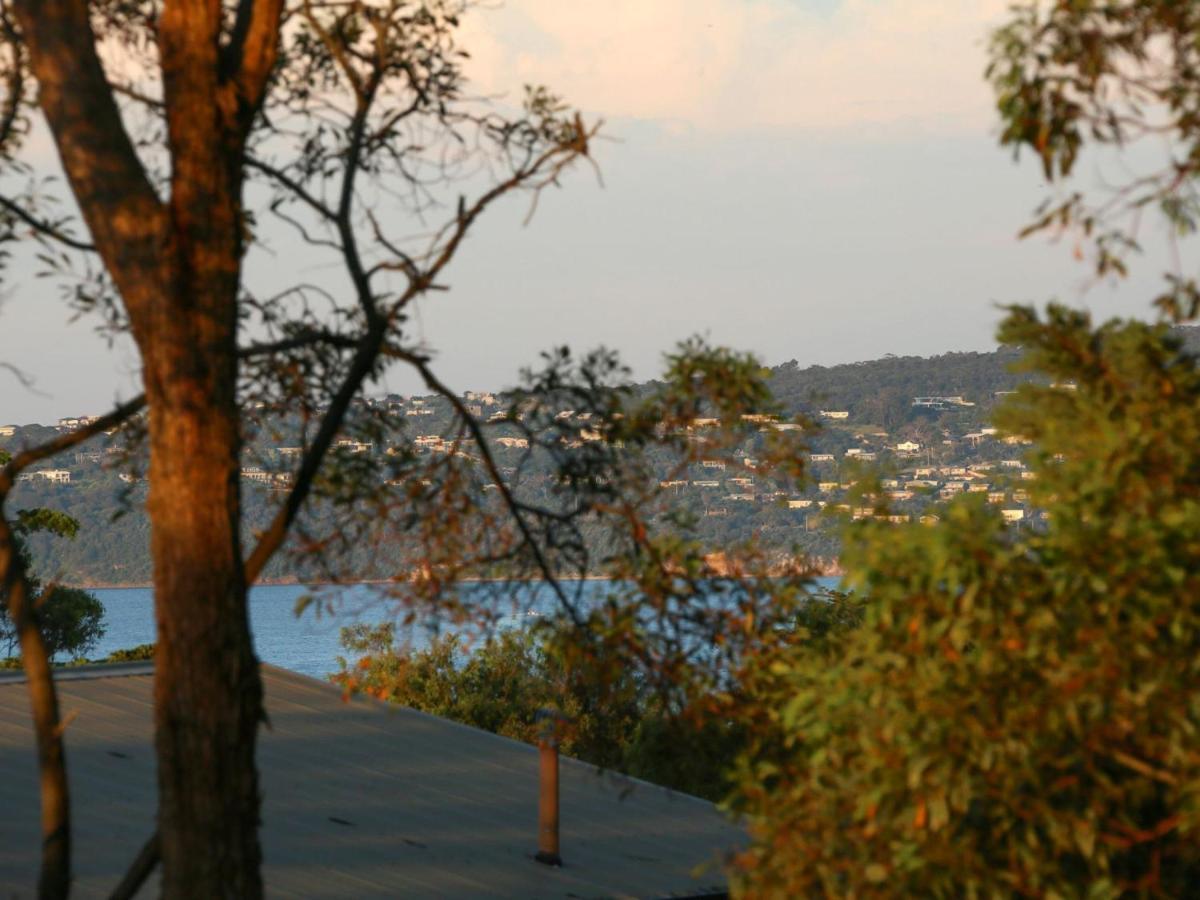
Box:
18 326 1200 425
2 1 1189 423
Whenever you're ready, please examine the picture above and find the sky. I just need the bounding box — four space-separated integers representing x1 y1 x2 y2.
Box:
0 0 1182 423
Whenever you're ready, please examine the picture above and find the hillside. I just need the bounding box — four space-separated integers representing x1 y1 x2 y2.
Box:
6 326 1198 586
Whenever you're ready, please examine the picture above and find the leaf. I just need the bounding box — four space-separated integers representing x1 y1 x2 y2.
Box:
865 864 888 884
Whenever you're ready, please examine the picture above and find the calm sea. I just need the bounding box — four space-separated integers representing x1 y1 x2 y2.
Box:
86 578 840 680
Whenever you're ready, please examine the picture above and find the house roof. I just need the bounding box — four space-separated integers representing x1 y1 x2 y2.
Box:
0 663 737 899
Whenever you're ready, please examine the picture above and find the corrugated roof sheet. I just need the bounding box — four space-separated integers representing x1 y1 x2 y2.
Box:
0 663 738 898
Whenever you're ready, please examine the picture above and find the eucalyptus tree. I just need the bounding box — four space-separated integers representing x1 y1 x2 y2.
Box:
722 3 1200 894
0 1 596 894
0 3 812 896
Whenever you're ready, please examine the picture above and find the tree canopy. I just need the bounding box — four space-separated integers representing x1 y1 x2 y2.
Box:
0 453 105 662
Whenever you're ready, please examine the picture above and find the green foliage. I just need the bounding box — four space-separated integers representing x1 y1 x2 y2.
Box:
1 506 106 660
32 587 105 660
99 643 154 663
727 310 1200 897
333 623 738 800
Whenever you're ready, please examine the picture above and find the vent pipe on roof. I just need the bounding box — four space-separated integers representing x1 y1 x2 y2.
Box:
535 708 564 867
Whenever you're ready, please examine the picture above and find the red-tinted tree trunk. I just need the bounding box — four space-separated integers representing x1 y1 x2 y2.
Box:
142 278 262 898
14 2 282 894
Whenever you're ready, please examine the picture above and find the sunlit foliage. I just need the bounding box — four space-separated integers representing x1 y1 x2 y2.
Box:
728 309 1200 897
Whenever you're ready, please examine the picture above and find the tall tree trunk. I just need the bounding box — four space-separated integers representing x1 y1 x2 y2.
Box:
13 2 284 894
144 289 262 897
149 4 266 891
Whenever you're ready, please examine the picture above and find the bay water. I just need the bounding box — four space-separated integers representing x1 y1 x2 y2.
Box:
86 577 840 680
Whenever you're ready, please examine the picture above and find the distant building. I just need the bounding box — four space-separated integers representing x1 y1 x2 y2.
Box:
26 469 72 485
912 396 975 411
1001 508 1026 523
0 426 14 437
895 441 921 453
57 416 100 430
819 410 849 420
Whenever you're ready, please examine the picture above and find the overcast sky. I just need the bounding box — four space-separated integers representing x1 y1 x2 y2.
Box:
0 0 1179 423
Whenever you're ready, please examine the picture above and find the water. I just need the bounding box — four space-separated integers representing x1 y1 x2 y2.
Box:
89 583 483 680
87 577 841 680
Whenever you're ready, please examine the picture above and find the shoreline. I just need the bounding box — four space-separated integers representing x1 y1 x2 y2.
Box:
72 560 844 591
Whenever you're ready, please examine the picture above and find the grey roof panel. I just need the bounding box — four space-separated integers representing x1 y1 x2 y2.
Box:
0 664 738 898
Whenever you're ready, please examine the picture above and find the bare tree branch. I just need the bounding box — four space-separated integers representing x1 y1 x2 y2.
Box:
107 830 159 900
391 348 582 625
12 0 166 315
243 325 385 583
244 156 337 222
238 328 358 358
0 194 95 251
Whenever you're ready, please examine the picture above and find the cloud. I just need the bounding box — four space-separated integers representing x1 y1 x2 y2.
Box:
459 0 1012 134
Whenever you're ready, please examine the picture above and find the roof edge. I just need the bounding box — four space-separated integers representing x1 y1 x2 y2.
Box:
0 660 154 684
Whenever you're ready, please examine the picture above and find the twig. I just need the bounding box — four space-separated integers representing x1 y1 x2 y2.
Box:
392 348 582 626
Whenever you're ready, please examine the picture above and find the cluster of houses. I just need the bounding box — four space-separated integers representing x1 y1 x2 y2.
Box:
5 387 1049 528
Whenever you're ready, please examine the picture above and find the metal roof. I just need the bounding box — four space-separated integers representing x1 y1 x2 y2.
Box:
0 663 737 898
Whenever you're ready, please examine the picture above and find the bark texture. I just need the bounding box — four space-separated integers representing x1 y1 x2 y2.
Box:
13 1 283 894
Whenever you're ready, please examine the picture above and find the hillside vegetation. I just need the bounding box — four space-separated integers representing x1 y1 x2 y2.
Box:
5 327 1197 586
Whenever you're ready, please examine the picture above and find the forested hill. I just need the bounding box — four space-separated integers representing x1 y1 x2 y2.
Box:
768 346 1026 421
7 325 1198 586
767 325 1200 423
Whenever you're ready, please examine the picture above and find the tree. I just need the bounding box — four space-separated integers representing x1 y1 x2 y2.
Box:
0 1 597 894
0 484 106 662
0 7 821 895
727 310 1200 897
720 3 1200 893
333 622 744 801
